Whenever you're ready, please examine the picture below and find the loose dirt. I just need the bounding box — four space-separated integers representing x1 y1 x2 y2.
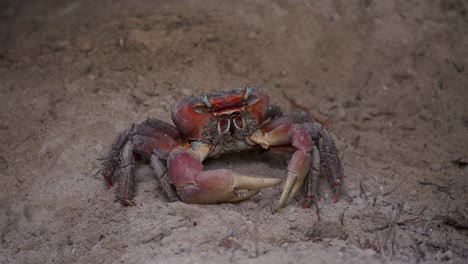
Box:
1 1 467 263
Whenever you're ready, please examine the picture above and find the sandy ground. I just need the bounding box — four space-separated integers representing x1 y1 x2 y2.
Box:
1 0 468 263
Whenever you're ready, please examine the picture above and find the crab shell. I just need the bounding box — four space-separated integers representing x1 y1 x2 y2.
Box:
171 86 270 140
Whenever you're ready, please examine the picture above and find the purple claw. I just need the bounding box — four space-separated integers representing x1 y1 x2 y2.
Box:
168 147 281 204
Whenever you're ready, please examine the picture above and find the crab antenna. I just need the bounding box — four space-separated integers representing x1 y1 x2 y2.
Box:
201 94 213 108
242 84 252 101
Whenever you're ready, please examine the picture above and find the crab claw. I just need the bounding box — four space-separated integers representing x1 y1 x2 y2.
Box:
275 150 312 211
168 147 281 204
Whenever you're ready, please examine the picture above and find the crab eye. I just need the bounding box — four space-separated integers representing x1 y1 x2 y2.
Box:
201 94 213 108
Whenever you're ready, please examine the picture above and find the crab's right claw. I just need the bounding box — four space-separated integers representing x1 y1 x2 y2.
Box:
228 172 282 202
168 147 281 204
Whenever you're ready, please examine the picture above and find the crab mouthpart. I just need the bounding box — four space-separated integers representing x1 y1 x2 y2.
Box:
218 117 231 134
217 112 247 135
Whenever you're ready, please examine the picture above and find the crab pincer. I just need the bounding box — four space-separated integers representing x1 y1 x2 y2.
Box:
167 147 281 204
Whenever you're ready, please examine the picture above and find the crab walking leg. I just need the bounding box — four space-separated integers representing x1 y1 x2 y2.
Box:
318 129 343 202
118 140 137 206
103 119 181 206
301 121 344 203
103 127 132 186
149 155 179 202
303 145 320 209
167 147 281 204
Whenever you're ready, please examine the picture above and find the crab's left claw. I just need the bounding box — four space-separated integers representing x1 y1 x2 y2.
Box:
168 147 281 204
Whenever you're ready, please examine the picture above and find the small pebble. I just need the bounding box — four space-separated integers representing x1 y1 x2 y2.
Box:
353 197 364 205
95 144 103 153
181 88 193 96
76 37 93 52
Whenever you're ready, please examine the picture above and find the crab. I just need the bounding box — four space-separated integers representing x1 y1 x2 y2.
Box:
103 84 343 211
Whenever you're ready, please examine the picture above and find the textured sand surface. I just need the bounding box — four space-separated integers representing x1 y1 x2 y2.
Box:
1 1 467 263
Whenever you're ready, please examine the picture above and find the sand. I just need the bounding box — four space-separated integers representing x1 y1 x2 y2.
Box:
1 1 467 263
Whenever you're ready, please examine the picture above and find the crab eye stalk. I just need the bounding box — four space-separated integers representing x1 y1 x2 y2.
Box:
242 83 259 105
201 94 213 108
242 84 252 101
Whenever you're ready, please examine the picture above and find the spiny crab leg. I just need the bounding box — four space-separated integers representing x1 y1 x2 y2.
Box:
302 145 320 209
167 147 281 204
